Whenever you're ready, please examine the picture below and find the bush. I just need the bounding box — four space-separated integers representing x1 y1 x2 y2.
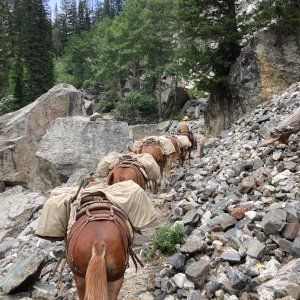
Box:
0 95 18 115
116 90 157 118
151 222 184 256
187 86 207 98
95 89 118 113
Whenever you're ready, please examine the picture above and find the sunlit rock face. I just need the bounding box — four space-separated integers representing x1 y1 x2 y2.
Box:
0 83 86 187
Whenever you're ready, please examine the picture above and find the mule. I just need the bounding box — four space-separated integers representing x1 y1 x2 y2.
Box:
66 198 134 300
166 135 182 167
107 161 147 190
129 140 164 192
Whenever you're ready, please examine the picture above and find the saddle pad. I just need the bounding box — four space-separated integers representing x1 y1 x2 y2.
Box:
36 180 157 240
96 152 160 180
146 136 175 155
176 135 192 148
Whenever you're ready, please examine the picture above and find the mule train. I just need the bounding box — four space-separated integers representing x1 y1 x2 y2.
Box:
35 133 196 299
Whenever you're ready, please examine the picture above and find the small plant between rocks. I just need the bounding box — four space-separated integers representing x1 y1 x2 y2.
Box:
146 222 184 261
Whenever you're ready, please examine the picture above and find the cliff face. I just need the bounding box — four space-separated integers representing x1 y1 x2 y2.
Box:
231 28 300 118
206 27 300 136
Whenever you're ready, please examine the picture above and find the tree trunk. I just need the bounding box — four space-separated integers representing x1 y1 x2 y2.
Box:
268 108 300 144
158 70 162 120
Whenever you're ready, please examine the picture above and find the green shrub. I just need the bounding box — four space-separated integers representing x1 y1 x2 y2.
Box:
187 86 207 98
116 90 157 118
169 111 184 121
151 222 184 255
0 95 18 115
95 89 118 113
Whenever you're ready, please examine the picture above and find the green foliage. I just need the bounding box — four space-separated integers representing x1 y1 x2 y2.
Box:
247 0 300 33
178 0 242 92
151 222 184 256
169 111 184 121
188 87 207 99
0 95 18 115
95 89 118 112
116 90 157 118
53 58 76 85
55 31 94 87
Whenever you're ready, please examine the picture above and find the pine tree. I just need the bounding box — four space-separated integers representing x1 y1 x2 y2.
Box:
93 0 103 23
0 0 12 98
249 0 300 33
77 0 91 33
144 0 177 119
111 0 124 16
52 3 64 56
20 0 54 104
102 0 111 18
178 0 242 130
59 0 72 46
69 0 77 32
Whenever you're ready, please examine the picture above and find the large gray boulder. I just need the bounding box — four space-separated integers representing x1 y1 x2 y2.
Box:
0 84 86 187
28 117 133 192
0 186 46 241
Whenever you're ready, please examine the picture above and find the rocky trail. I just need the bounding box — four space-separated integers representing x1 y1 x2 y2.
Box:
1 82 300 300
120 161 202 300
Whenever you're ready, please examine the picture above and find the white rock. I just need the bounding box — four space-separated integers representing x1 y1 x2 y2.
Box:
183 278 195 290
272 170 292 185
172 273 186 288
138 292 155 300
245 211 257 220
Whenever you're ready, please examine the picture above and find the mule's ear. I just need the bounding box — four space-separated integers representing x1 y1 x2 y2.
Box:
128 146 133 152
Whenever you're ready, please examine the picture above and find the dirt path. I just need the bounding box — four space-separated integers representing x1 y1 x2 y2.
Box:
118 155 200 299
118 187 173 299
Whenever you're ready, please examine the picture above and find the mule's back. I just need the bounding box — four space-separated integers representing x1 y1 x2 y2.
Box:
107 165 146 189
68 209 129 279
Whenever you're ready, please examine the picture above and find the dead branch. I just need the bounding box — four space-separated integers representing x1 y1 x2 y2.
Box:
260 108 300 146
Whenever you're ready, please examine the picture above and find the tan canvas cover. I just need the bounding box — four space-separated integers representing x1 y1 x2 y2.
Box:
176 135 192 149
132 140 143 152
96 152 160 180
35 188 76 239
134 153 160 180
139 136 175 155
82 180 157 229
95 152 122 177
156 136 175 155
36 180 157 239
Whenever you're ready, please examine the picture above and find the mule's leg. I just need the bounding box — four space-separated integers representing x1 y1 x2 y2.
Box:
108 277 124 300
73 274 86 300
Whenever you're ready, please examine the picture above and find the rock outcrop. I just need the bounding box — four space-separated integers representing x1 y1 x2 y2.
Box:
206 27 300 136
0 84 86 187
29 117 133 192
230 27 300 120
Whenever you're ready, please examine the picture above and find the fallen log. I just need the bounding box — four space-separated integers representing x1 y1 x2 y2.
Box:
261 108 300 146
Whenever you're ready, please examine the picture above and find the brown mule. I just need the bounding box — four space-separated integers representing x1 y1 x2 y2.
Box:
129 141 164 193
107 164 147 190
166 135 184 168
67 203 132 300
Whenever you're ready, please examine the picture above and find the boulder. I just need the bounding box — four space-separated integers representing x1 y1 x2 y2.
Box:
206 27 300 135
0 84 86 186
28 117 133 192
0 186 46 240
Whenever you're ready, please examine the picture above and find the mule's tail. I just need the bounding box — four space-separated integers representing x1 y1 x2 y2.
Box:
85 241 108 300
